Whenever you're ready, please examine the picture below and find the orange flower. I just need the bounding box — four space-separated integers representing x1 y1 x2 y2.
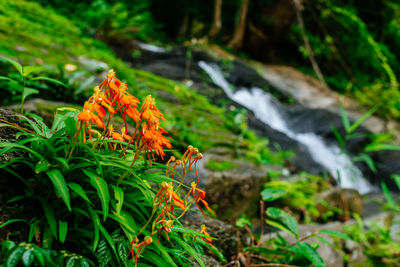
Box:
187 182 211 215
140 95 165 125
200 225 213 246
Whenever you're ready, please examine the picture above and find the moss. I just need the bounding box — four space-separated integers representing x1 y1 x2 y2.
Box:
206 158 238 172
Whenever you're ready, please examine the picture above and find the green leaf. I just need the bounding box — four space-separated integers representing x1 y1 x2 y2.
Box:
173 237 205 267
298 242 326 267
391 174 400 191
32 248 45 266
0 142 45 160
0 55 23 76
261 188 287 202
98 223 117 259
68 182 91 204
340 103 350 132
266 207 298 238
88 207 100 250
6 246 25 267
236 217 253 229
22 249 34 266
113 186 124 214
22 88 39 101
23 66 42 76
46 169 71 211
319 229 352 241
66 257 76 267
0 218 27 228
0 76 18 83
381 181 396 209
31 77 68 87
348 106 378 134
330 125 345 148
59 220 68 243
84 169 109 221
38 198 57 238
35 160 51 173
352 153 376 173
365 144 400 152
1 240 15 255
80 258 90 267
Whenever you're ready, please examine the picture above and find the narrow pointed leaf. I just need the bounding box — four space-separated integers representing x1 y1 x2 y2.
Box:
31 76 68 87
39 198 57 238
84 169 109 221
59 220 68 243
68 182 91 204
0 55 23 76
46 169 71 211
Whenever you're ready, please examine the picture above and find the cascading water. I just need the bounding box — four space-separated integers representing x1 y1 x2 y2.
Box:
199 61 375 194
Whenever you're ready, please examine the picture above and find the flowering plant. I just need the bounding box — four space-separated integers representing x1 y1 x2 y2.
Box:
0 70 219 266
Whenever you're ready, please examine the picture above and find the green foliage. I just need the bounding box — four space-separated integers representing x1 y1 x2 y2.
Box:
289 0 400 120
206 158 238 171
0 108 211 266
37 0 165 43
0 240 92 267
0 55 67 113
241 205 352 266
344 214 400 266
261 174 333 223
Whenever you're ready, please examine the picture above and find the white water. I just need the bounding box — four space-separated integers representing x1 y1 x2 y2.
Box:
137 42 166 53
199 61 375 194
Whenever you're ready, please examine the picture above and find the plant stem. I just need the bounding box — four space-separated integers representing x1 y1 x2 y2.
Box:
20 76 26 114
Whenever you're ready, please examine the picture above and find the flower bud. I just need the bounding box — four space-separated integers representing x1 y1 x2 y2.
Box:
175 160 181 165
144 236 153 245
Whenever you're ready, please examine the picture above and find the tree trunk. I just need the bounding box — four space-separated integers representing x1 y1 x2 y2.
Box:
209 0 223 40
292 0 328 88
227 0 249 50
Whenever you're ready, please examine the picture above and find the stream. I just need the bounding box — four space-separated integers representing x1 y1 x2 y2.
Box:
198 61 376 194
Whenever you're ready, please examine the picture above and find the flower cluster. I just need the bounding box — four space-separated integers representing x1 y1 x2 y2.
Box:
129 146 214 266
77 70 171 166
76 71 214 266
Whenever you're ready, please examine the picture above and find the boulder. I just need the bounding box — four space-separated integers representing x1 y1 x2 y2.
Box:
182 212 238 261
316 188 363 220
177 153 270 220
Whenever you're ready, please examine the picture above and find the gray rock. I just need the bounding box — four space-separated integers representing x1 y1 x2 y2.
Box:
176 153 269 220
182 212 237 261
316 188 363 219
78 56 109 72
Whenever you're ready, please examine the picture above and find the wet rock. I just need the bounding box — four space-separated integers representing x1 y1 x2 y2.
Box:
316 188 363 219
182 212 237 260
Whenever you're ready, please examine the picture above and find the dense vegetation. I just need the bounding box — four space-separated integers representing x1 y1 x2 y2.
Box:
1 0 400 266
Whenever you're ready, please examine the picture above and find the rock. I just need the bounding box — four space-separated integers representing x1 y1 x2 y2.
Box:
316 188 363 220
181 212 238 261
345 240 367 266
175 153 270 220
78 56 109 72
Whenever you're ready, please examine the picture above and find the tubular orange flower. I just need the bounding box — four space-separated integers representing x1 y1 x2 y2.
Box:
187 182 211 215
200 225 214 246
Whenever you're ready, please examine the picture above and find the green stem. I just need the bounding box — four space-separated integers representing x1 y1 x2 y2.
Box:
20 76 26 114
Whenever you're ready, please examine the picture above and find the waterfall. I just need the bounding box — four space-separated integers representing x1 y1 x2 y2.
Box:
199 61 375 194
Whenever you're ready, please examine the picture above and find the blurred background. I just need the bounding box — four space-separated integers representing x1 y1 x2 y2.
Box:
1 0 400 265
